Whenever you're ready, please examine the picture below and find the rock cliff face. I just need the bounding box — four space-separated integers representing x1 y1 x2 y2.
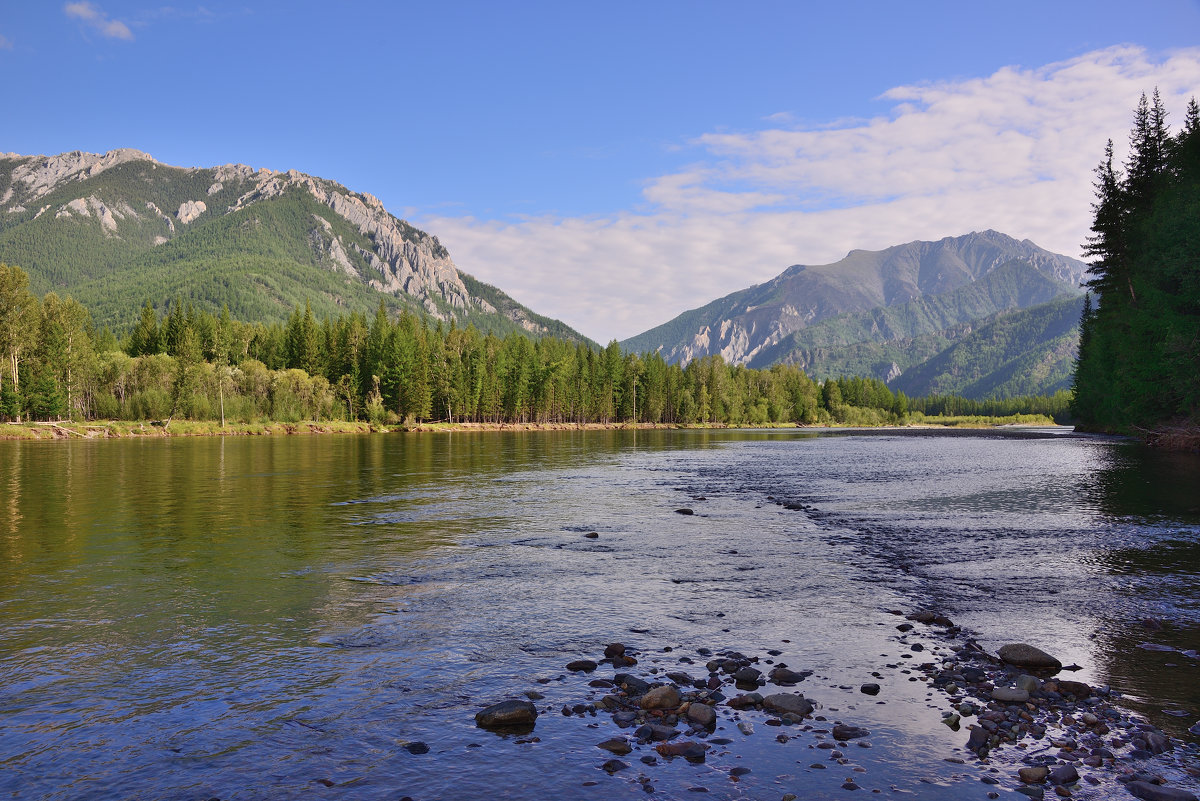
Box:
2 148 157 203
0 149 581 340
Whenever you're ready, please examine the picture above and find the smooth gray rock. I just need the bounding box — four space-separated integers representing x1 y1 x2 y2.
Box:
769 666 808 684
831 724 870 740
475 700 538 730
992 687 1031 703
1015 674 1041 693
1019 766 1049 784
641 685 681 710
733 666 762 683
686 702 716 727
1126 782 1200 801
597 738 631 755
998 643 1062 670
762 693 813 718
1048 764 1079 785
634 723 678 742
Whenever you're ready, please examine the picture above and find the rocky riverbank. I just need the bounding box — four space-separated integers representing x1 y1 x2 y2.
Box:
471 612 1199 800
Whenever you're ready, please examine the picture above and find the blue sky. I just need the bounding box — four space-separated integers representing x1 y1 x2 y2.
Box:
3 2 1200 340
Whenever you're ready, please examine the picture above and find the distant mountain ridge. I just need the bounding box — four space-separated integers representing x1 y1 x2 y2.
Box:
621 231 1089 399
0 148 588 341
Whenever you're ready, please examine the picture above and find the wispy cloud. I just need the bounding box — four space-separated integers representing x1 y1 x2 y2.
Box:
0 33 13 50
64 1 134 41
422 46 1200 343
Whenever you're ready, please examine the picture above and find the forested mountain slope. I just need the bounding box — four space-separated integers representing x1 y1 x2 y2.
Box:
0 149 588 342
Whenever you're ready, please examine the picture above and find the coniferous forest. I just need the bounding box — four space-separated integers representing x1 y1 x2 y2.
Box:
1072 91 1200 434
0 261 1069 429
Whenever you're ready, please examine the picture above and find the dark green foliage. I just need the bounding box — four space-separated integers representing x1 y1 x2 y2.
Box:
909 391 1073 422
0 255 1072 428
1073 92 1200 431
892 296 1084 399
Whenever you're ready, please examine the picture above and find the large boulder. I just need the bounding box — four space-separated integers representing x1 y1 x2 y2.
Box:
998 643 1062 670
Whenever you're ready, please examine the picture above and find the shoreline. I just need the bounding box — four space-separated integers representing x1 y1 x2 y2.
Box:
0 417 1065 441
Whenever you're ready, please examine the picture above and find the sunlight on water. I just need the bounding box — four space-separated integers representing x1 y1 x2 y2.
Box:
0 430 1197 799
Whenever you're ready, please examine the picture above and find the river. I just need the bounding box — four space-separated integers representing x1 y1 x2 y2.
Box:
1 428 1197 800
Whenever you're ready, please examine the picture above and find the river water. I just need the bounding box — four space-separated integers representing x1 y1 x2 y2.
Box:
1 428 1197 800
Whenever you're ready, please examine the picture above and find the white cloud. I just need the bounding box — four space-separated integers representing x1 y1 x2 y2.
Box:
421 46 1200 343
64 1 134 41
0 33 12 50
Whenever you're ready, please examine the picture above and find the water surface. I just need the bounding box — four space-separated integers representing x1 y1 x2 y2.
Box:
1 429 1197 799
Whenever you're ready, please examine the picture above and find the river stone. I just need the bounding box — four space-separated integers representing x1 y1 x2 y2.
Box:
476 700 538 731
860 683 881 696
1019 766 1049 784
641 685 681 710
727 693 762 710
1016 674 1041 693
656 740 708 762
601 759 629 774
635 723 678 742
567 659 598 673
604 643 626 658
1144 731 1172 754
992 687 1031 703
832 724 869 741
687 702 716 727
1057 680 1092 699
1126 782 1200 801
1049 764 1079 785
769 666 808 684
733 666 762 685
998 644 1062 670
597 738 632 755
762 693 813 718
616 673 651 695
966 726 990 752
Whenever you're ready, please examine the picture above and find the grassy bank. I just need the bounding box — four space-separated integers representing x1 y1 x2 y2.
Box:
2 414 1063 441
1 420 378 440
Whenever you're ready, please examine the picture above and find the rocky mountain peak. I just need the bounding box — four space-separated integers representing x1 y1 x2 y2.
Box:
4 148 158 206
1 148 580 342
622 230 1088 372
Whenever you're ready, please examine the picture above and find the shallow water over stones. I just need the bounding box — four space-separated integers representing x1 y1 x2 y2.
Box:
0 429 1197 799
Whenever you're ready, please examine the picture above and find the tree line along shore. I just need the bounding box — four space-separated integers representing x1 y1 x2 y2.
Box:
0 260 1069 436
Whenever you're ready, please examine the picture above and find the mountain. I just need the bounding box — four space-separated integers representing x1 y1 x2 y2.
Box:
621 231 1088 398
0 148 588 341
889 295 1084 398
